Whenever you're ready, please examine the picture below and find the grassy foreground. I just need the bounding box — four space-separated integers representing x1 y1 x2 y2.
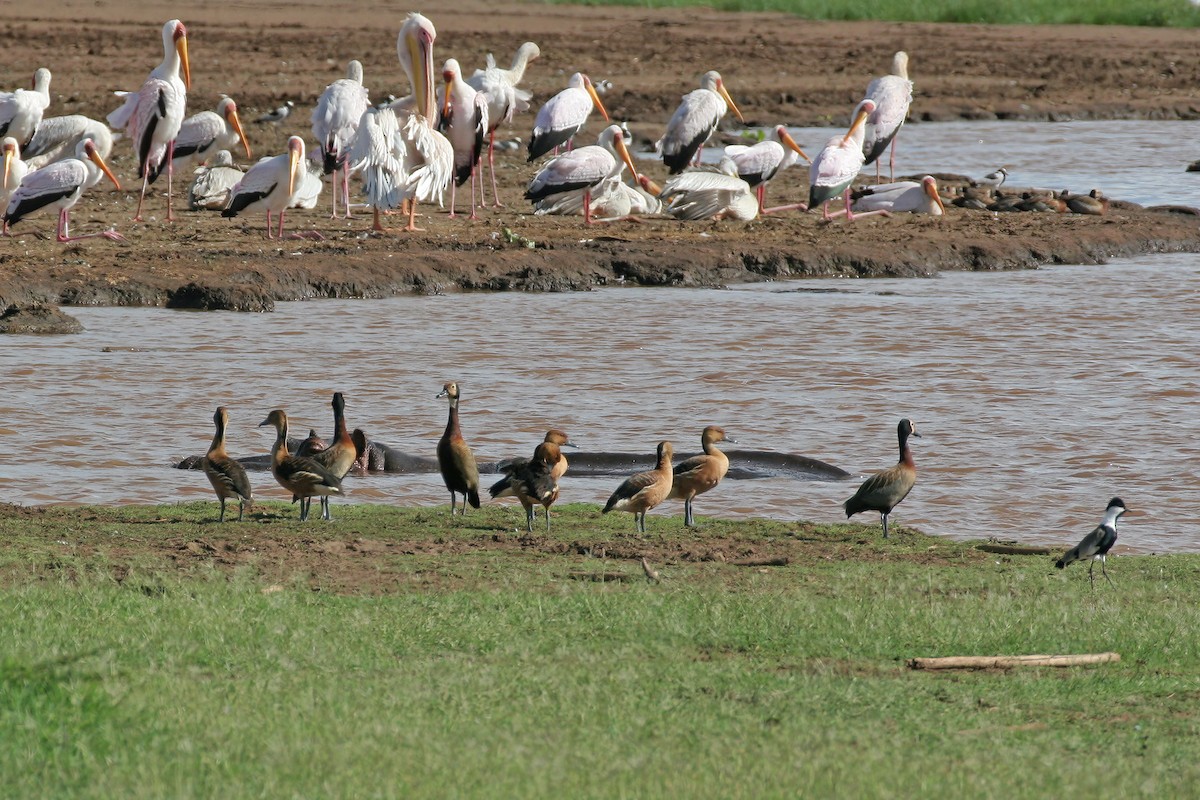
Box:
2 501 1200 797
546 0 1200 27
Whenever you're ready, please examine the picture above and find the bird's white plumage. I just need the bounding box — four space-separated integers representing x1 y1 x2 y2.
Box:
22 115 113 170
852 176 945 215
1 137 30 212
529 73 603 157
187 150 242 210
225 137 306 216
467 42 538 131
351 105 407 210
862 51 912 167
290 161 324 209
535 174 661 218
3 138 120 242
173 97 248 173
442 58 488 181
107 20 189 181
0 68 52 149
312 60 370 171
809 99 875 204
661 158 757 221
527 138 619 198
657 70 741 173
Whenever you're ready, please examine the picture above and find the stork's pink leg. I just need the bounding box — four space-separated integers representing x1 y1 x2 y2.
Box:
488 132 503 207
342 164 354 219
277 210 286 239
330 168 340 219
134 174 148 222
468 168 479 220
756 184 766 215
583 189 593 225
166 140 176 222
265 211 275 240
57 209 68 241
888 136 898 182
449 180 458 218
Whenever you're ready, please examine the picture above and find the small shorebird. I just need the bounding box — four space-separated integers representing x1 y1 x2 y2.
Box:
256 101 294 124
1056 497 1127 587
979 166 1009 188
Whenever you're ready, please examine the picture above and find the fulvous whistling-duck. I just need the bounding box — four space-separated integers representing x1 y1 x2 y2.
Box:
669 425 734 527
258 409 342 521
307 391 357 519
1061 188 1109 216
436 382 481 514
603 441 674 533
1056 497 1127 588
843 418 921 538
202 406 253 522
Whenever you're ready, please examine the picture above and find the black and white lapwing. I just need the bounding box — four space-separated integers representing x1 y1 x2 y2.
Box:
1055 497 1127 588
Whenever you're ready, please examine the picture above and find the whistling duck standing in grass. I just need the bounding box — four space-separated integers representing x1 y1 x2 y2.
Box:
436 382 481 514
259 409 342 522
669 425 734 527
202 406 253 522
305 391 357 521
603 441 674 533
843 418 920 538
490 429 577 532
1056 497 1127 588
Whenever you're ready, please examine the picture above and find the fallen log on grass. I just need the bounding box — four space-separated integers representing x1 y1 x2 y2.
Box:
907 652 1120 671
975 543 1054 556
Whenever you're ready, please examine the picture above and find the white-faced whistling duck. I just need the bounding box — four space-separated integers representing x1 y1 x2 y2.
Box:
259 409 342 521
669 425 734 527
202 406 253 522
436 382 481 515
493 430 577 532
843 418 920 538
1056 497 1127 588
308 391 357 520
489 429 576 500
603 440 674 533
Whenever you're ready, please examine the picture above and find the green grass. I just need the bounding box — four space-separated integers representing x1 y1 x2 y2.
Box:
2 502 1200 797
543 0 1200 27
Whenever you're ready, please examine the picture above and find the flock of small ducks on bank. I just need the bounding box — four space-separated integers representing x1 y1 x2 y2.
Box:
200 384 1125 587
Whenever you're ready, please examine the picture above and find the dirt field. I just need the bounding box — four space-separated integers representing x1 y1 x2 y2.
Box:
2 0 1200 312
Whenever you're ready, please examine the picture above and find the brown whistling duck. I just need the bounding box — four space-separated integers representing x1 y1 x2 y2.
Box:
436 382 481 514
307 391 357 519
202 406 253 522
603 441 674 533
294 429 326 458
1061 188 1108 216
489 429 576 500
669 425 734 527
843 418 921 538
258 409 343 521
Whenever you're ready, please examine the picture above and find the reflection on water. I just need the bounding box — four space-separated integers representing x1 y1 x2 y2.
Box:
2 254 1197 552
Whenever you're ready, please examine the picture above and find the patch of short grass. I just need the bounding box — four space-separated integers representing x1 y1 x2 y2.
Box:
1 502 1199 797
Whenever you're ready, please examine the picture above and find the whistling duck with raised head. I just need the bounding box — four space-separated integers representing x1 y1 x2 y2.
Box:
669 425 734 527
306 391 357 520
202 406 253 522
259 409 342 521
492 429 577 532
436 382 481 514
603 441 674 533
843 418 921 538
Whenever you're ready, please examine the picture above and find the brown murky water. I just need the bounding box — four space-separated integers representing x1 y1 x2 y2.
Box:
2 254 1196 552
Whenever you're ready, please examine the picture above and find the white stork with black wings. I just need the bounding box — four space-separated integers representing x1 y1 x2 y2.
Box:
525 123 640 225
312 60 370 218
657 70 743 174
107 19 191 221
3 138 123 241
172 97 251 175
22 115 113 170
221 135 307 239
441 58 488 219
862 51 912 182
724 124 810 214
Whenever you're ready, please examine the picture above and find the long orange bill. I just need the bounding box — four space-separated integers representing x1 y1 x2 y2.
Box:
614 135 639 184
88 147 121 190
924 179 946 214
841 105 871 147
585 77 610 122
718 80 744 123
229 107 251 159
2 148 12 186
176 34 191 90
288 145 299 196
779 129 811 163
442 74 454 121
